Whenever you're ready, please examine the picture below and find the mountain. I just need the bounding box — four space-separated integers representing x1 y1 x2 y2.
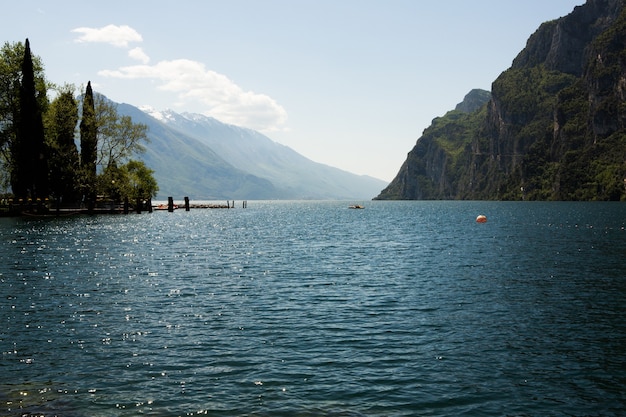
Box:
116 103 387 200
376 0 626 201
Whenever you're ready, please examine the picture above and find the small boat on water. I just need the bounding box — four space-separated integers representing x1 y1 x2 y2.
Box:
348 204 364 209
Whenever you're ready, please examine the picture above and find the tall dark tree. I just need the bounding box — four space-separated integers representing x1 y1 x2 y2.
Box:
0 41 47 192
80 81 97 206
13 38 48 199
46 85 80 204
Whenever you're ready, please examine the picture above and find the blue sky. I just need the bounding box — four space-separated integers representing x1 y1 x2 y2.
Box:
4 0 584 182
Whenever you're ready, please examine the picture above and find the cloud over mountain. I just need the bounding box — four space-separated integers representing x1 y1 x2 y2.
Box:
71 24 288 133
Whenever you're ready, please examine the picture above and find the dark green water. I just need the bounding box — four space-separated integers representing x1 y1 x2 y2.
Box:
1 201 625 416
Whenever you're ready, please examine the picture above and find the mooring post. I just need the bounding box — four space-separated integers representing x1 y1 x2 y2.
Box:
168 196 174 212
184 196 190 211
147 198 153 213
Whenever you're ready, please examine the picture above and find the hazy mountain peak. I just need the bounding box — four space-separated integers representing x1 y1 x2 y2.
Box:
180 112 214 122
138 105 180 123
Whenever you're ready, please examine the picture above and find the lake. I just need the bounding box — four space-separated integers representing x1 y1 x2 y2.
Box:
1 201 625 416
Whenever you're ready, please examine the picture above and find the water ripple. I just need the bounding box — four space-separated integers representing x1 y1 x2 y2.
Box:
1 201 625 416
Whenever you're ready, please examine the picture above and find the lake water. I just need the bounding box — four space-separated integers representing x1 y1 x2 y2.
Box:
1 201 625 416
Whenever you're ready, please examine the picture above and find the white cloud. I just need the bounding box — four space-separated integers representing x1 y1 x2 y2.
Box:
71 24 143 48
128 47 150 64
99 59 288 132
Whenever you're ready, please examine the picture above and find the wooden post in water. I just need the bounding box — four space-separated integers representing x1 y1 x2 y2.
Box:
136 197 142 213
184 196 190 211
123 197 129 214
147 198 153 213
168 196 174 212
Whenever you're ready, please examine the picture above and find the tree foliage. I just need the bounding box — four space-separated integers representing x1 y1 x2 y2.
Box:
94 93 148 169
126 160 159 200
98 160 158 203
0 39 158 210
0 40 47 192
45 84 80 204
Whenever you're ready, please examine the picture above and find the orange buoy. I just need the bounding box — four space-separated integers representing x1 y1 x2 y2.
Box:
476 214 487 223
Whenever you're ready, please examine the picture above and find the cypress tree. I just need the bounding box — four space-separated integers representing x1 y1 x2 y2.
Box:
80 81 97 207
13 38 48 199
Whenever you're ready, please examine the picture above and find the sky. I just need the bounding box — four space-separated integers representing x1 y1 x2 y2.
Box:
3 0 585 182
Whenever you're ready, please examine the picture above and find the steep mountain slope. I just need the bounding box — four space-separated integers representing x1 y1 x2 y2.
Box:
118 104 387 200
376 0 626 201
117 103 281 200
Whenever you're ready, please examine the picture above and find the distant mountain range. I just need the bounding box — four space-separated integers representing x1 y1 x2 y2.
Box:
114 103 387 200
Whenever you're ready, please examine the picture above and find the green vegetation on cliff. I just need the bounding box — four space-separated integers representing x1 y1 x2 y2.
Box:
377 0 626 201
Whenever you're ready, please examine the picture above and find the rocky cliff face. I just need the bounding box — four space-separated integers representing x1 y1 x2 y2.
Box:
376 0 626 201
375 90 491 200
512 0 622 76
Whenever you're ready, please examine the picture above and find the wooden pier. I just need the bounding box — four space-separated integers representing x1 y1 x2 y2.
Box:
155 197 248 212
0 196 247 217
